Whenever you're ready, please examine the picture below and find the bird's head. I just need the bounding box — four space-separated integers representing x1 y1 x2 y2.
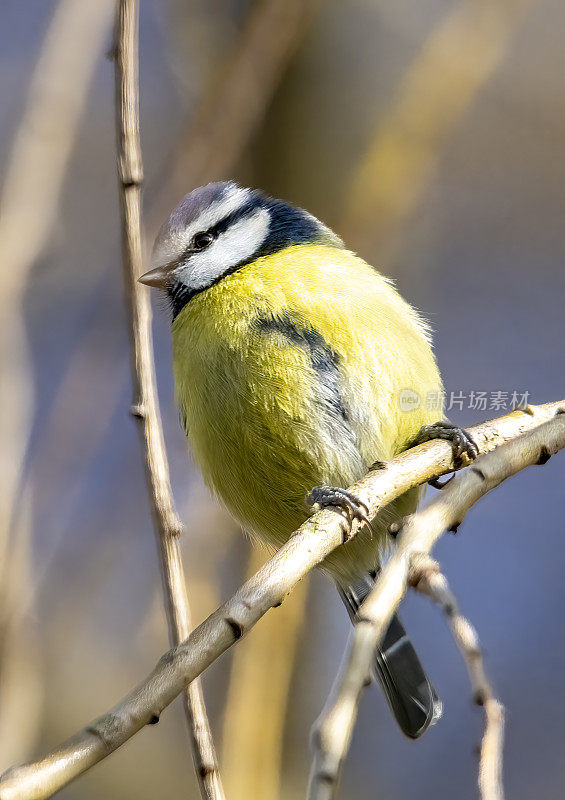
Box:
139 181 342 317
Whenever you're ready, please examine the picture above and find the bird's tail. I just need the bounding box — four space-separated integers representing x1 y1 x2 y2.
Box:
338 572 442 739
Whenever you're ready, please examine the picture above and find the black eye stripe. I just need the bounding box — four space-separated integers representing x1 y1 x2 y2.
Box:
188 194 327 256
206 198 263 238
177 197 263 265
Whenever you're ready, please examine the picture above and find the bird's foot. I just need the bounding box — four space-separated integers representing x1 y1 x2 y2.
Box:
410 421 479 469
307 485 373 542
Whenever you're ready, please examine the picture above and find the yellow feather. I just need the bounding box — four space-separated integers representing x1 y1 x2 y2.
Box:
172 244 442 581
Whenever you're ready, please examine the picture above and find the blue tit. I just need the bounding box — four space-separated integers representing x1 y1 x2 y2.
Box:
140 181 476 738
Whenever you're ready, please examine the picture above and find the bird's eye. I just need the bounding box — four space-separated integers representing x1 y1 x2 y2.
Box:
192 231 214 251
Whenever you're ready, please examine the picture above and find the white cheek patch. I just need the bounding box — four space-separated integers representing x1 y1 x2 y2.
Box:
177 208 271 293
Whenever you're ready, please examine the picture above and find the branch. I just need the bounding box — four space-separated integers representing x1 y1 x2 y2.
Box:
112 3 224 799
0 401 562 800
308 408 565 800
410 555 504 800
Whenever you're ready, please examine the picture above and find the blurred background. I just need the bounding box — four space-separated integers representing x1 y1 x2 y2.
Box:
1 0 564 798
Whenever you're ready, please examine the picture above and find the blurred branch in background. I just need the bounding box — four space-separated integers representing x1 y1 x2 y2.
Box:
1 401 562 800
0 0 114 551
309 409 565 800
112 2 224 799
0 0 114 767
341 0 538 262
221 545 308 800
410 555 504 800
147 0 325 235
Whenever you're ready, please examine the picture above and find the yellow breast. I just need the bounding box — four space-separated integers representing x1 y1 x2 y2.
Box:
171 244 442 573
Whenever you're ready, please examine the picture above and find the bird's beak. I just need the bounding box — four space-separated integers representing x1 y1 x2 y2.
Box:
138 266 169 289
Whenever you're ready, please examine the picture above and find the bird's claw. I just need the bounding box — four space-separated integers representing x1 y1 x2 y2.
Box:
411 421 478 468
307 485 373 542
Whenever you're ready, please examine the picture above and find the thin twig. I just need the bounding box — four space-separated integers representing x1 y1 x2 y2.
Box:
112 3 224 799
0 401 562 800
308 409 565 800
410 555 504 800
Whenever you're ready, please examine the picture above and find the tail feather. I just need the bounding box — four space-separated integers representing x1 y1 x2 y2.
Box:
338 572 442 739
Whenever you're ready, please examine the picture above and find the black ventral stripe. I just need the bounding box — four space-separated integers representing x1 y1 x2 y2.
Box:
253 310 350 424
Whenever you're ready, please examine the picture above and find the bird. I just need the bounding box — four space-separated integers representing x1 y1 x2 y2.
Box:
140 181 477 739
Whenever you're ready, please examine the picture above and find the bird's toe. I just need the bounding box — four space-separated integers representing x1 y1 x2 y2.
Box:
307 485 373 541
